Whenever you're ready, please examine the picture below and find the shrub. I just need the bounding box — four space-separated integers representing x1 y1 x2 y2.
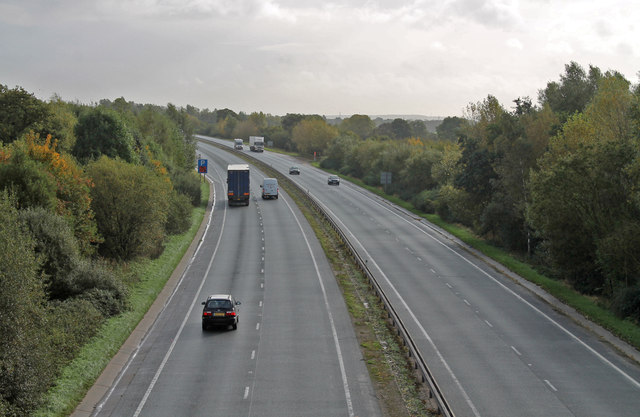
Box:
47 298 103 362
166 191 192 235
67 258 128 318
611 286 640 322
18 207 81 299
86 156 171 260
171 170 201 206
412 189 438 214
0 192 52 416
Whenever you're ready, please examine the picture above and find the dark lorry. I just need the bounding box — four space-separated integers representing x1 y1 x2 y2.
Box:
227 164 250 206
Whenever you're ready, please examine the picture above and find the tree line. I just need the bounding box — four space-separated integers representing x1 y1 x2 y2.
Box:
186 61 640 322
0 89 200 416
2 59 638 415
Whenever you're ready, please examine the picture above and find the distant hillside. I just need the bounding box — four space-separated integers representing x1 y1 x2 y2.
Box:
326 114 444 133
326 114 444 121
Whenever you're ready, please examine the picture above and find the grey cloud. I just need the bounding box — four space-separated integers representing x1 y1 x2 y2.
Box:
443 0 521 28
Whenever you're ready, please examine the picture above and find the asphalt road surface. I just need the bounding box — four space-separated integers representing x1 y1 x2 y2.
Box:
92 144 381 417
202 137 640 417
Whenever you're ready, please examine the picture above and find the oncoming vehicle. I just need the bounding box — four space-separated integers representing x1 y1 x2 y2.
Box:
289 166 300 175
233 138 243 150
327 175 340 185
201 294 241 331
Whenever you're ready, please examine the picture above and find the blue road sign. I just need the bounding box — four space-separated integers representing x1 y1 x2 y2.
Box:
198 159 208 174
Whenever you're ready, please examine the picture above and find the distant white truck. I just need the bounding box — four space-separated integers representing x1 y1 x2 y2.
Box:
249 136 264 152
233 138 243 150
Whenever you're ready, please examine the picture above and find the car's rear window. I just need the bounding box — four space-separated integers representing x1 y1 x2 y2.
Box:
206 300 232 309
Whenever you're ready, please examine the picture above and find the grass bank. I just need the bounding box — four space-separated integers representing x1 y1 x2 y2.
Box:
35 180 210 417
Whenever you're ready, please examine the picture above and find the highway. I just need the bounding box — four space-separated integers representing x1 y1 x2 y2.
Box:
93 144 381 417
201 136 640 417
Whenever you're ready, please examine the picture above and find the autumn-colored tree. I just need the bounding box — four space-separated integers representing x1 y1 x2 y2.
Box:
24 133 100 254
292 118 338 156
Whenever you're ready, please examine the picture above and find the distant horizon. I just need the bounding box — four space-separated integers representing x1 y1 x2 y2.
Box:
2 1 636 118
325 114 446 121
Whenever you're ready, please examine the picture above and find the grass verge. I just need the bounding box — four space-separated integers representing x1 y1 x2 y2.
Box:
35 180 210 417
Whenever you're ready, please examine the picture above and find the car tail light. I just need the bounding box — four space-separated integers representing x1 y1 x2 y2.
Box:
226 311 236 317
203 311 212 317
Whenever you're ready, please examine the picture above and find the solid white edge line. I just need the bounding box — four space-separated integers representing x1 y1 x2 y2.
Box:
316 201 481 417
132 163 228 417
317 185 640 391
282 195 355 417
94 173 217 415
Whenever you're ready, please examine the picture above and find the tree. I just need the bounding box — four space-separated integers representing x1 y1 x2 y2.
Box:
73 107 137 163
232 118 260 139
291 119 338 156
0 84 48 144
528 72 638 294
86 156 171 260
0 192 51 416
24 133 100 254
281 113 307 133
0 143 58 211
409 120 428 139
538 61 602 122
39 96 78 153
340 114 374 139
321 132 360 171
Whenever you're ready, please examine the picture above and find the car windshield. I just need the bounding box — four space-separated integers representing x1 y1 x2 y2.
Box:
206 299 232 309
330 176 338 179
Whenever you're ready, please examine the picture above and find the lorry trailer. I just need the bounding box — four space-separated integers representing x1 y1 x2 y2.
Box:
227 164 250 206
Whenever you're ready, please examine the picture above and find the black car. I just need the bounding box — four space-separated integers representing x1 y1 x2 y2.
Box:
328 175 340 185
289 166 300 175
201 294 240 330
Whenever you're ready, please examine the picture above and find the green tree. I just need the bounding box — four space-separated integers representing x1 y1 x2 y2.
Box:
73 107 137 163
321 132 360 171
40 96 78 153
0 144 58 211
281 113 307 133
436 116 465 141
528 73 638 294
0 192 51 416
18 207 80 299
409 120 428 139
340 114 374 139
86 156 171 260
538 61 603 122
0 84 48 144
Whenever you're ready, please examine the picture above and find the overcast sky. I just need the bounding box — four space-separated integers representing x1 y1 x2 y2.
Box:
1 0 638 117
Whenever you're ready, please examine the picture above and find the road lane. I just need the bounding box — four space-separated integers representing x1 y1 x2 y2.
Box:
94 143 380 417
206 136 640 417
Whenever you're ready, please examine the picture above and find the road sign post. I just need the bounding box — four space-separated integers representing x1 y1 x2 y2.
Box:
198 159 208 180
381 171 392 193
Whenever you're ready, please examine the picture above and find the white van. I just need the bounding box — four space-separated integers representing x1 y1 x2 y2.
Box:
261 178 278 199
